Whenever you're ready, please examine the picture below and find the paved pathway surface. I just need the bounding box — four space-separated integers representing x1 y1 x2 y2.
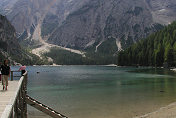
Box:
0 80 19 117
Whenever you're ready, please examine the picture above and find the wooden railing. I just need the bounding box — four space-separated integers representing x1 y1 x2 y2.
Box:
1 71 28 118
11 71 22 81
2 71 68 118
26 95 68 118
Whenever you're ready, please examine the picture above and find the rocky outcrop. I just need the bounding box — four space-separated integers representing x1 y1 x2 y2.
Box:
0 14 21 56
48 0 168 50
145 0 176 24
1 0 176 51
6 0 57 34
0 14 39 65
2 0 89 37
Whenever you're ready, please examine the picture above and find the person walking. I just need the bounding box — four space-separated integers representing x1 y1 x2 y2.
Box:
0 59 10 90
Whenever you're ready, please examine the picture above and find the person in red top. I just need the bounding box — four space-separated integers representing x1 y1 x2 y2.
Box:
18 65 26 76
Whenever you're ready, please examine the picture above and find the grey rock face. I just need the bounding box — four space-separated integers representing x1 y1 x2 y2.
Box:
0 14 21 55
2 0 89 36
145 0 176 24
48 0 171 49
0 0 18 15
1 0 176 50
6 0 57 33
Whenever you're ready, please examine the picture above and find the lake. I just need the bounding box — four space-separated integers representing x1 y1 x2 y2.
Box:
12 66 176 118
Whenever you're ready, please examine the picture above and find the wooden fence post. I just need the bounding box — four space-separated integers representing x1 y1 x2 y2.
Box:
11 71 13 81
24 74 27 118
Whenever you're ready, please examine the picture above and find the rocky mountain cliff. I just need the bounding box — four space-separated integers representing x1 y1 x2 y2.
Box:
0 14 46 65
145 0 176 24
1 0 176 52
0 14 21 59
48 0 176 50
0 0 18 15
1 0 89 37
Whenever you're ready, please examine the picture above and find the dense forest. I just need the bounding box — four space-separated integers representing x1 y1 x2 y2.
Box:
44 47 118 65
118 21 176 67
0 48 47 65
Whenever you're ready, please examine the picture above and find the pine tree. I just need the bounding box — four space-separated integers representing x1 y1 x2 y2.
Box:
118 21 176 67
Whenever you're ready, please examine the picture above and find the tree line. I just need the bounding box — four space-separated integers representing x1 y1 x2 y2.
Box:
118 21 176 67
44 47 118 65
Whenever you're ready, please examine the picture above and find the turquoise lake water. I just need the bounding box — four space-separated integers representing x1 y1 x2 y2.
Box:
12 66 176 118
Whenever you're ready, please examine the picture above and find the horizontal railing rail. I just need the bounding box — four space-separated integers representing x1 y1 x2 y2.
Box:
1 70 68 118
11 71 22 81
26 95 68 118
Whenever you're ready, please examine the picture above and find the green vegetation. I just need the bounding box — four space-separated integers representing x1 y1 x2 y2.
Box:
97 38 118 54
11 51 46 65
85 39 118 65
85 52 118 65
144 24 164 33
44 42 118 65
44 48 85 65
0 48 47 65
0 40 47 65
19 36 42 49
120 35 134 49
0 52 6 61
118 21 176 67
0 40 7 51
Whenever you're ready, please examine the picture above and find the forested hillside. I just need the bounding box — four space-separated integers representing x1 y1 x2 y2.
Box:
118 21 176 67
44 47 118 65
0 14 46 65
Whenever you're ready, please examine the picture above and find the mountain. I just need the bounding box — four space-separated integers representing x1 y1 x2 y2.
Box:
0 0 176 65
146 0 176 24
0 0 18 15
48 0 176 51
0 14 21 60
0 0 89 36
118 21 176 67
1 0 176 51
0 14 45 65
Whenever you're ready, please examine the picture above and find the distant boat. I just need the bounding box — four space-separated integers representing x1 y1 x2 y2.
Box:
105 64 117 67
37 72 40 74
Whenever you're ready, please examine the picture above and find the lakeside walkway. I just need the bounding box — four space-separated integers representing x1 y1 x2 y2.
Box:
0 72 67 118
0 80 19 117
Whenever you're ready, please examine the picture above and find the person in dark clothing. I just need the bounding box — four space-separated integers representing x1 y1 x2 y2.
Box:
0 59 10 90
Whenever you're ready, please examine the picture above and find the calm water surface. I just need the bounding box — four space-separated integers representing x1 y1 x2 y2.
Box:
12 66 176 118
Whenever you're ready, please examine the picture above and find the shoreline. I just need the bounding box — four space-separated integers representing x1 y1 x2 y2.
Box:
135 101 176 118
